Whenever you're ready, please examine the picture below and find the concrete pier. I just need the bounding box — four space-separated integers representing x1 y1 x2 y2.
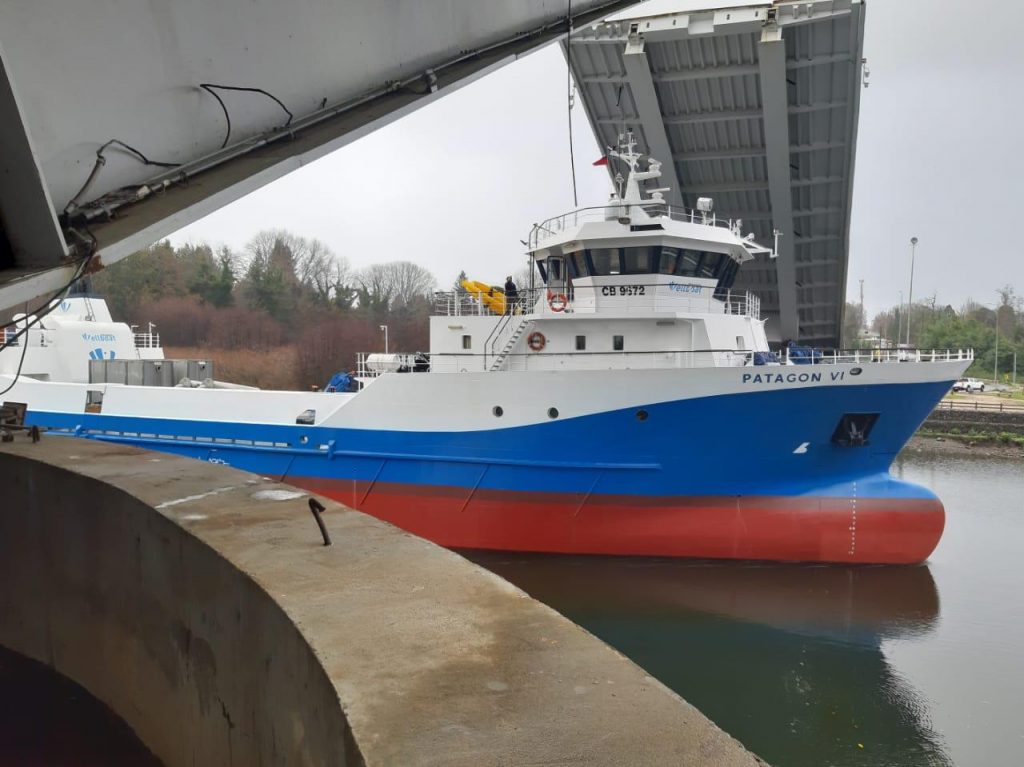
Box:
0 436 764 766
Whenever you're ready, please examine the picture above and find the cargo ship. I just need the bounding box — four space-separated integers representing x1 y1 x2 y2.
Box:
0 137 971 564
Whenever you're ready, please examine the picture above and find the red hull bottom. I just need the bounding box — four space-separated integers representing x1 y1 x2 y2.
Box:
288 478 945 565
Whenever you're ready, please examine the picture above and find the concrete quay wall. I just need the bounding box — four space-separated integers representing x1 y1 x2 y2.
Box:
0 437 764 766
924 407 1024 436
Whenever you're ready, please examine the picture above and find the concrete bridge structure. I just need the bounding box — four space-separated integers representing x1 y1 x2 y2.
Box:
0 435 764 766
567 0 866 345
0 0 632 312
0 1 863 345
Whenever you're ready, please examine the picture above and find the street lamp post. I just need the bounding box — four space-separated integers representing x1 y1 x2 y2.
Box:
993 308 999 384
906 237 918 346
379 324 389 354
897 290 904 347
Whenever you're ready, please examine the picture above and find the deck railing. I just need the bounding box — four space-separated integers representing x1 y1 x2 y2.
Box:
133 331 161 349
356 347 974 377
529 201 740 248
780 348 974 365
433 285 760 319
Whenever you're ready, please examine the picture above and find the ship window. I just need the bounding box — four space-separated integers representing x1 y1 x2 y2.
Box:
736 335 745 350
588 248 622 276
537 261 548 282
700 253 723 279
713 260 740 300
678 250 703 276
622 247 654 274
575 335 586 350
549 258 563 281
720 259 739 289
613 335 624 351
570 252 588 278
462 335 472 349
659 247 680 274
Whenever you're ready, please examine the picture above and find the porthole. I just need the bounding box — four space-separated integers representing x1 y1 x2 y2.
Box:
299 435 309 445
493 406 504 417
636 409 649 421
548 407 559 419
850 367 863 376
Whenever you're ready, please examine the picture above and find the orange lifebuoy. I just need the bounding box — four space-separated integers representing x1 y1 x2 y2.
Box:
548 293 569 312
527 331 546 351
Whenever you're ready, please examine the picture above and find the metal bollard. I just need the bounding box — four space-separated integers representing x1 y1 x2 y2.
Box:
308 498 332 546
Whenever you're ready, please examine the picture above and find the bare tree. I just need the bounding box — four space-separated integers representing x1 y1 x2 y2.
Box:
355 261 435 312
386 261 435 308
298 238 353 305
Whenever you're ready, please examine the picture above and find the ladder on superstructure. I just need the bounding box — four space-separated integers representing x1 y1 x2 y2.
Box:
487 315 532 372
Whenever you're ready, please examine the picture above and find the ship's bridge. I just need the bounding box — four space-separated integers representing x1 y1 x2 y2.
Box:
528 201 755 301
567 0 866 345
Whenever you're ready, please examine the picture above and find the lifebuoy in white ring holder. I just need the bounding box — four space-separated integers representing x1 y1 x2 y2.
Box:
527 331 546 351
548 293 569 312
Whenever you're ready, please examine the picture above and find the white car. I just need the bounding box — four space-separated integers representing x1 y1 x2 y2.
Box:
952 378 985 393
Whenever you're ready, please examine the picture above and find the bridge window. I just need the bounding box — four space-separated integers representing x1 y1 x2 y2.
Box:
720 260 739 289
622 247 654 274
569 252 588 278
678 250 703 276
699 252 723 279
659 247 680 274
588 248 621 275
583 246 736 282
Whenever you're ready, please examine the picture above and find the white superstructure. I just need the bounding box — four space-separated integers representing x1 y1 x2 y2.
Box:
0 296 162 384
406 133 775 375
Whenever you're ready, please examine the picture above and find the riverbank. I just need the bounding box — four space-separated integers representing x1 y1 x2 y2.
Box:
902 433 1024 460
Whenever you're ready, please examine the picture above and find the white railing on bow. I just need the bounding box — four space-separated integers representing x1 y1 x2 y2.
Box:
781 347 974 365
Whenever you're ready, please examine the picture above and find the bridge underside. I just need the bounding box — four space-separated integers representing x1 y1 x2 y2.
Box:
569 0 866 345
0 0 630 313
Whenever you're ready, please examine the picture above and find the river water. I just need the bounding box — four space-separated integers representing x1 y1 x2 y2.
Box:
468 451 1023 767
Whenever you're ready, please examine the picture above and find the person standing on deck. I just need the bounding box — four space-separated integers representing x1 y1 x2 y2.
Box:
504 276 518 314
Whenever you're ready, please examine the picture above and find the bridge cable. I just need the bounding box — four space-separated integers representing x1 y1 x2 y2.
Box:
199 83 294 149
0 231 98 397
64 140 181 216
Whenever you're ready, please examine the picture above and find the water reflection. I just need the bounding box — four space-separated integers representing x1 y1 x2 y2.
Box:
466 552 951 767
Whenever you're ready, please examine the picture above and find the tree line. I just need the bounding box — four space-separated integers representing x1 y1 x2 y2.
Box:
843 285 1024 381
90 230 437 388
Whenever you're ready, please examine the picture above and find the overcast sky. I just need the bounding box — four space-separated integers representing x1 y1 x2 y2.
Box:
170 0 1024 320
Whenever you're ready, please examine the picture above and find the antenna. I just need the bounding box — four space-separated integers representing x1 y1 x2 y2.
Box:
565 0 578 207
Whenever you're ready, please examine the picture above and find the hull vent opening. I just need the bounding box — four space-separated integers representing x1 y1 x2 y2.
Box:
831 413 879 447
